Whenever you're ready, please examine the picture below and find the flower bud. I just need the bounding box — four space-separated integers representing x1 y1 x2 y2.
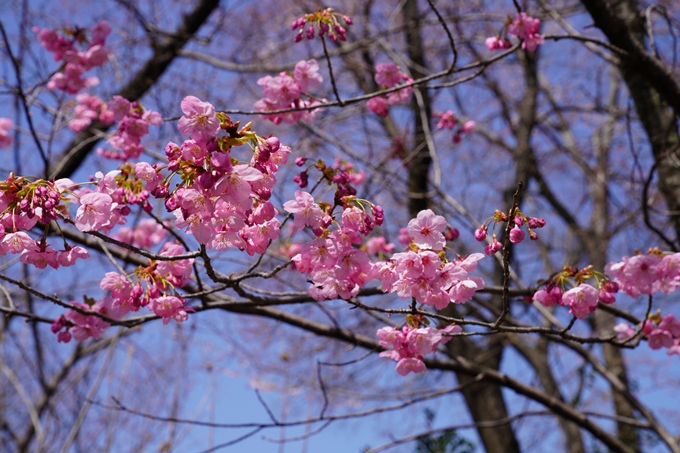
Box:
509 226 525 244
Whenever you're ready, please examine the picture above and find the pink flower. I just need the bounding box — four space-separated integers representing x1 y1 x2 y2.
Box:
395 357 427 376
598 289 616 304
474 227 487 241
107 95 131 121
659 314 680 337
614 323 635 341
484 237 503 255
58 246 90 267
562 284 599 319
63 302 110 341
74 192 116 232
407 209 447 250
485 36 512 50
148 295 190 324
648 329 674 350
667 340 680 356
20 245 59 269
157 243 194 279
376 326 404 348
398 227 411 245
365 236 395 255
91 20 112 45
367 96 389 117
522 33 545 51
1 232 34 255
374 63 401 88
177 96 221 141
460 120 475 134
532 286 562 307
100 272 131 299
293 59 323 92
258 73 301 105
509 226 525 244
0 118 13 149
434 110 456 130
283 190 324 232
508 13 541 40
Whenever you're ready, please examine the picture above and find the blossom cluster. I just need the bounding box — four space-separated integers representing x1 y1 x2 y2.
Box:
51 298 117 343
113 218 167 249
605 250 680 297
373 210 485 310
285 191 382 300
377 322 461 375
34 20 111 94
0 127 163 273
0 118 13 149
51 241 196 343
254 60 324 125
367 63 413 117
155 96 288 255
486 12 544 52
615 313 680 355
68 93 115 132
96 96 163 160
433 110 475 144
0 175 90 268
291 8 352 43
475 208 546 255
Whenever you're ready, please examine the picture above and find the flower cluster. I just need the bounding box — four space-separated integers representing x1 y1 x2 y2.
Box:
377 321 461 375
615 313 680 355
113 218 167 249
433 110 475 144
474 208 545 255
365 236 396 256
68 93 115 132
51 297 119 343
0 175 92 268
154 96 288 254
486 12 544 52
254 60 324 124
50 241 196 343
0 118 13 149
97 96 163 160
291 8 352 43
34 20 111 94
605 249 680 297
532 267 618 319
373 210 485 310
367 63 413 117
285 191 383 300
99 242 194 318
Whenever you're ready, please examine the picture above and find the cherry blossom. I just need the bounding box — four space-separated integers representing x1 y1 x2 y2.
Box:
177 96 221 141
407 209 447 250
0 118 13 149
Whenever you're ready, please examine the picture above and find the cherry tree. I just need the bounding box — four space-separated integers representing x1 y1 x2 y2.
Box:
1 0 680 452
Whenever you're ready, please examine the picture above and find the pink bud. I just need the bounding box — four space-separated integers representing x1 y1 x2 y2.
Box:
598 290 616 304
509 226 525 244
460 121 475 134
474 227 487 242
529 231 538 241
602 280 619 293
444 226 459 241
528 217 546 228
